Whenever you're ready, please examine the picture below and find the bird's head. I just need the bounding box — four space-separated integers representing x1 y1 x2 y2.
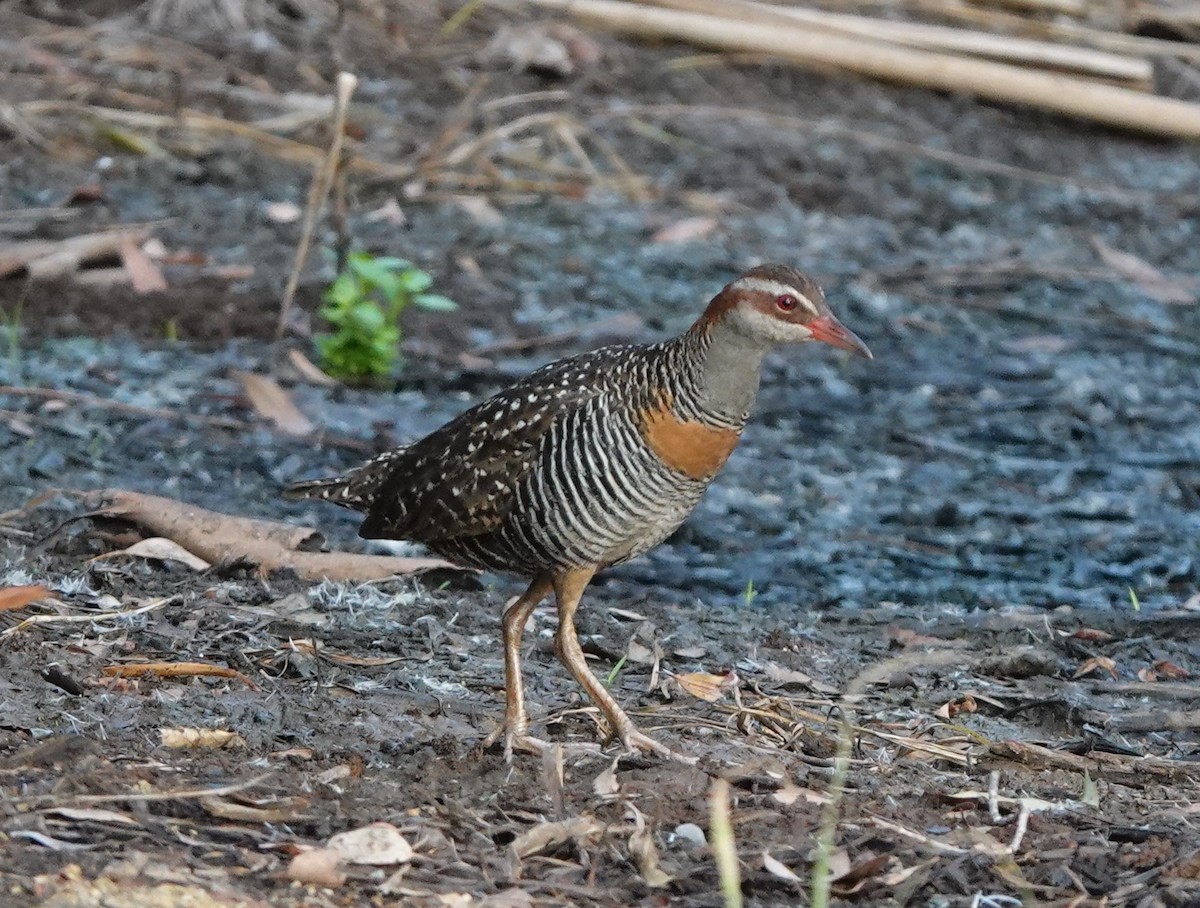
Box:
693 264 872 359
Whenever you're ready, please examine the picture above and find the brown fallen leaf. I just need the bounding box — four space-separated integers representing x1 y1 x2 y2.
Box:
627 804 671 887
832 853 892 894
103 660 260 691
1073 655 1118 680
93 536 211 571
511 816 601 859
1154 660 1190 680
674 670 736 702
288 847 346 886
1072 627 1115 642
935 694 977 719
231 370 315 437
773 785 830 806
287 348 338 387
80 489 464 582
763 660 838 694
118 238 167 293
0 584 50 612
200 795 309 823
0 226 151 279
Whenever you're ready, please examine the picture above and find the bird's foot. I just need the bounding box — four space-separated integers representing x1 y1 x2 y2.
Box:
618 725 697 765
483 720 542 761
484 723 601 762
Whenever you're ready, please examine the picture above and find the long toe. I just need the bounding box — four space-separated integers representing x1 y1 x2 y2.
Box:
621 727 697 765
485 727 602 762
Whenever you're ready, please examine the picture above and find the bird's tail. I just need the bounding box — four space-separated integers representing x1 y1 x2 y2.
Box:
283 447 407 512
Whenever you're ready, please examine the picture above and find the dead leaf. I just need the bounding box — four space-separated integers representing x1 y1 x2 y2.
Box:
327 822 414 865
511 816 601 859
231 370 315 437
825 847 852 882
674 670 736 702
201 795 308 823
1072 627 1115 642
1154 660 1190 680
81 489 465 582
1092 237 1198 304
1073 655 1118 680
935 694 977 719
160 728 245 749
1138 667 1158 682
0 585 50 612
773 785 829 806
287 348 338 387
762 852 803 886
484 22 599 76
832 853 892 893
626 639 657 665
94 537 210 571
118 238 167 293
287 848 346 886
593 759 620 798
627 804 671 887
763 661 838 694
651 216 717 245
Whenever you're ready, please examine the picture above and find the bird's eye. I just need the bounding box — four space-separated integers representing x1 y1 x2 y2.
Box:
775 294 798 312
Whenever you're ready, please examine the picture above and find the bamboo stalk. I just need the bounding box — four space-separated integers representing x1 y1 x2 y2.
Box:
526 0 1200 141
650 0 1152 83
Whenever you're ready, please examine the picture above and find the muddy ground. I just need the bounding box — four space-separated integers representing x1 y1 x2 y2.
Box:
2 1 1200 906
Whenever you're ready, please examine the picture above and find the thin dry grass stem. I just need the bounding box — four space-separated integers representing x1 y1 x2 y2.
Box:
36 772 275 809
275 71 358 344
429 109 651 200
2 595 177 638
416 75 493 171
19 101 411 179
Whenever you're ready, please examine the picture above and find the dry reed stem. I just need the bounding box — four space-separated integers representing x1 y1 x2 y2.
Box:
654 0 1153 83
275 71 358 343
527 0 1200 140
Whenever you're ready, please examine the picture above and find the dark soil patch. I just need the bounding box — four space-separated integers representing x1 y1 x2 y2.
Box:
2 2 1200 906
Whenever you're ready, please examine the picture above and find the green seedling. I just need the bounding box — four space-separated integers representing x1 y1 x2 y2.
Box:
316 252 456 382
742 579 758 608
605 654 628 688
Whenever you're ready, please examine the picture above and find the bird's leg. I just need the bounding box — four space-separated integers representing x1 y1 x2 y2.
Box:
552 568 695 764
483 575 553 760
